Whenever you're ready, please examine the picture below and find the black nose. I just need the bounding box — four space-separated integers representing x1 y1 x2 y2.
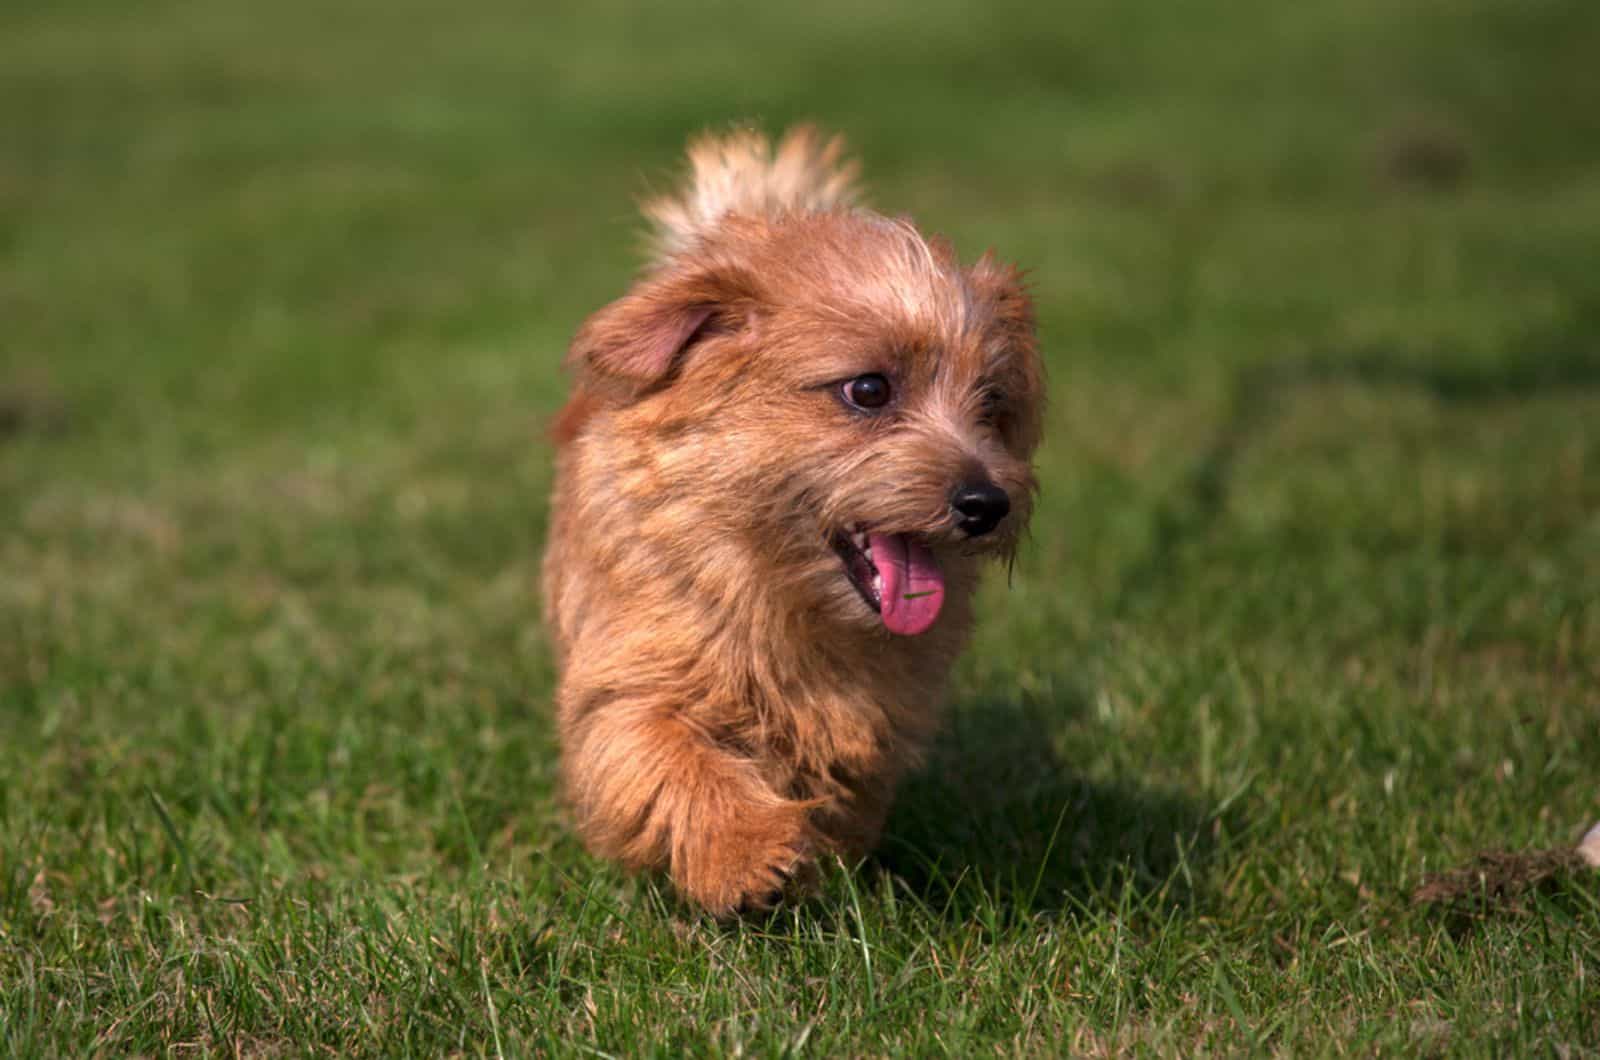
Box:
950 481 1010 537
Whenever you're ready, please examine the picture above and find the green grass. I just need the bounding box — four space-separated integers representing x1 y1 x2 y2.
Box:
4 0 1600 1053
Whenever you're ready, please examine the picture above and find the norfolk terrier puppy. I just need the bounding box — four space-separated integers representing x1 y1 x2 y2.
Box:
543 126 1044 916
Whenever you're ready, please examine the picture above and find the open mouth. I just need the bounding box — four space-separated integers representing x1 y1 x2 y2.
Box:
830 528 946 637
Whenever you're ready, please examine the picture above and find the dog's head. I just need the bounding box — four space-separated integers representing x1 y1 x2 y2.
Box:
563 130 1044 638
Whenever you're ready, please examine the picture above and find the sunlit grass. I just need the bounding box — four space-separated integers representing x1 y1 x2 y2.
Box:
3 0 1598 1053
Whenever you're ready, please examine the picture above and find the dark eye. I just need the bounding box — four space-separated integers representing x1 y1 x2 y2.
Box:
841 373 892 410
980 386 1008 425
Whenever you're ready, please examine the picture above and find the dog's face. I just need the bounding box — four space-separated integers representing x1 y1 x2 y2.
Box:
569 211 1043 638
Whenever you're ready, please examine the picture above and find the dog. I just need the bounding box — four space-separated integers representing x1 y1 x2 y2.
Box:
542 126 1044 916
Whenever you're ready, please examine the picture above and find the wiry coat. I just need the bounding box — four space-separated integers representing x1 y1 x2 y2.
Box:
543 127 1044 916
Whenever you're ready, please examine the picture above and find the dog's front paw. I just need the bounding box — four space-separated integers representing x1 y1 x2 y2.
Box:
674 805 815 918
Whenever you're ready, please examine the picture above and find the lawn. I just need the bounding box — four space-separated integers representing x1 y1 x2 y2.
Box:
3 0 1599 1054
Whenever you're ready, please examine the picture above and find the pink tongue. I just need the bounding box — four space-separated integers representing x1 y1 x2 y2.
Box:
870 532 945 636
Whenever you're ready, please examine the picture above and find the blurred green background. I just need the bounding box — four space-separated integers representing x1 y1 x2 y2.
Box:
3 0 1598 1054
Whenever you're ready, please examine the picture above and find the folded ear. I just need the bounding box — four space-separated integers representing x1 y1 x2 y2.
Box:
568 265 750 390
966 252 1036 344
967 252 1044 455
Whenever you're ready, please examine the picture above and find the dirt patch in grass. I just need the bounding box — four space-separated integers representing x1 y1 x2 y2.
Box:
1373 112 1472 193
1412 848 1593 920
0 384 68 440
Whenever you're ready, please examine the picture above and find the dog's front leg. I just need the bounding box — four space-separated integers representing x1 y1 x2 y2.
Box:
560 698 816 917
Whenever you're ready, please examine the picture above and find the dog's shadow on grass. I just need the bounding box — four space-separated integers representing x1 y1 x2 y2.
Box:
871 690 1217 920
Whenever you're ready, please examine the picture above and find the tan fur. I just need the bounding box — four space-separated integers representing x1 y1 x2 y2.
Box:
643 126 860 262
543 126 1045 917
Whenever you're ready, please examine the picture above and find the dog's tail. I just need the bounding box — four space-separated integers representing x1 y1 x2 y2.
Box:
643 125 860 261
